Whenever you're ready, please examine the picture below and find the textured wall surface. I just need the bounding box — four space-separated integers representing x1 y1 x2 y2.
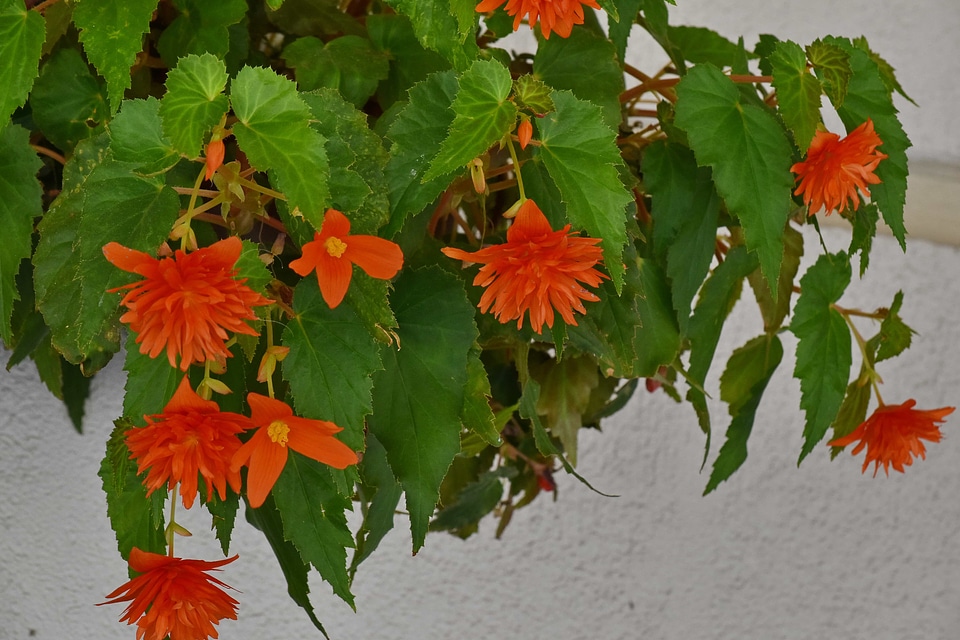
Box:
2 1 958 639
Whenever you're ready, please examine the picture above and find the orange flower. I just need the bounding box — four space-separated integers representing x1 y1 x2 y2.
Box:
204 138 225 181
103 237 272 371
476 0 601 39
231 393 358 508
288 208 404 309
517 117 533 150
100 548 238 640
790 118 888 215
441 198 607 333
125 376 250 509
829 399 954 476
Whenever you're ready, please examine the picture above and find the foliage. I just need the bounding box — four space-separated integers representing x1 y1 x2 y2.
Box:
0 0 936 635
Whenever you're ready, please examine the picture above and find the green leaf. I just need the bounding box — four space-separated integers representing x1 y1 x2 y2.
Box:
747 222 803 332
273 453 355 608
461 348 503 446
73 0 156 113
367 13 450 109
368 266 477 553
790 252 852 463
829 369 871 458
29 47 108 152
40 1 71 56
232 66 330 228
100 419 166 559
874 290 913 363
206 488 239 556
351 432 401 574
156 0 247 67
121 331 181 422
821 37 910 249
675 63 795 293
34 137 180 370
284 35 390 109
848 202 879 276
282 277 383 451
513 74 555 115
806 39 851 109
668 25 745 68
532 355 600 466
537 90 632 291
704 333 783 494
159 53 230 158
607 0 642 62
638 0 684 72
109 98 180 176
534 27 624 129
384 70 460 233
0 0 44 125
244 494 330 638
0 125 42 343
770 40 823 150
385 0 479 70
430 468 511 532
643 140 720 333
852 35 916 106
424 59 517 182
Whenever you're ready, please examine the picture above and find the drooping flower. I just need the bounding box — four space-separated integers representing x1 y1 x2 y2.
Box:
790 118 888 215
288 208 404 309
441 198 607 333
125 376 251 509
103 236 272 371
230 393 358 509
99 548 239 640
828 399 954 476
476 0 601 39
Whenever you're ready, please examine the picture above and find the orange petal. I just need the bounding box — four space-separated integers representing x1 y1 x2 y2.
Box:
288 427 358 469
316 252 353 308
345 235 404 280
289 232 324 277
103 242 155 275
246 392 292 426
507 199 553 241
241 429 288 509
162 376 217 414
320 208 352 240
203 236 243 268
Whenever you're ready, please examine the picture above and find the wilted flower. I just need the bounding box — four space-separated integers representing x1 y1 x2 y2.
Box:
289 208 404 309
441 198 607 333
103 237 271 371
231 393 359 508
99 548 239 640
790 118 888 215
476 0 601 39
829 399 954 476
125 376 251 509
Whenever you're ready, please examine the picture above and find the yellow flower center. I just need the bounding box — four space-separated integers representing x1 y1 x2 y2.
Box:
325 237 348 258
267 420 290 447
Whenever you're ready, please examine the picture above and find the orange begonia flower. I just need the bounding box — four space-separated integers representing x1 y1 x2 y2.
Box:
99 548 239 640
828 399 954 476
790 118 888 216
441 198 607 333
288 208 404 309
476 0 600 39
125 376 251 509
230 393 358 508
103 236 272 371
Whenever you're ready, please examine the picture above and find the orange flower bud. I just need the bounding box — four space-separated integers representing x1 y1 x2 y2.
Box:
517 118 533 150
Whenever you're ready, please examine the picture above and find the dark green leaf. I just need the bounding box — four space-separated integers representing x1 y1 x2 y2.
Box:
73 0 157 113
853 35 916 106
369 266 477 553
284 35 390 108
607 0 642 62
122 330 181 423
430 468 511 532
461 348 503 447
638 0 683 71
848 202 879 276
367 13 450 109
675 64 795 294
537 90 632 290
385 0 479 70
351 432 401 574
0 0 44 124
283 277 383 451
273 453 355 608
790 252 852 462
875 290 913 362
29 47 107 152
159 53 230 159
0 124 42 343
747 222 803 332
61 360 91 432
109 98 180 176
829 369 871 458
770 40 823 150
156 0 247 67
206 488 239 556
668 25 745 68
704 333 782 493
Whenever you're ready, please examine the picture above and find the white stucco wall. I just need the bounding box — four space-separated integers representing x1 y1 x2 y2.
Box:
2 1 958 639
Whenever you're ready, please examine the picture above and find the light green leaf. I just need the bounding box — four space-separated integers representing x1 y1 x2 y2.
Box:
668 25 745 68
461 348 502 447
537 90 632 291
159 53 229 158
0 125 42 343
790 252 852 462
513 74 555 115
424 58 517 182
40 1 71 56
284 35 389 108
534 27 624 128
34 136 180 370
282 277 383 451
369 266 476 553
704 333 782 494
122 331 181 423
806 39 851 109
853 35 916 106
29 47 108 152
385 0 479 70
156 0 248 67
232 66 330 229
770 40 823 150
747 222 803 332
532 355 600 466
384 70 460 233
829 369 871 458
675 63 795 294
273 453 355 608
73 0 157 113
109 98 179 176
0 0 44 124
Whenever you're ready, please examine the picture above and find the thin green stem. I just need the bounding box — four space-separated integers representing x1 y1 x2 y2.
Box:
181 166 207 251
504 136 526 203
265 313 276 399
166 484 178 555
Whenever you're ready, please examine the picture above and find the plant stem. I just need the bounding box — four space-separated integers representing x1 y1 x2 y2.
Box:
505 136 526 202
